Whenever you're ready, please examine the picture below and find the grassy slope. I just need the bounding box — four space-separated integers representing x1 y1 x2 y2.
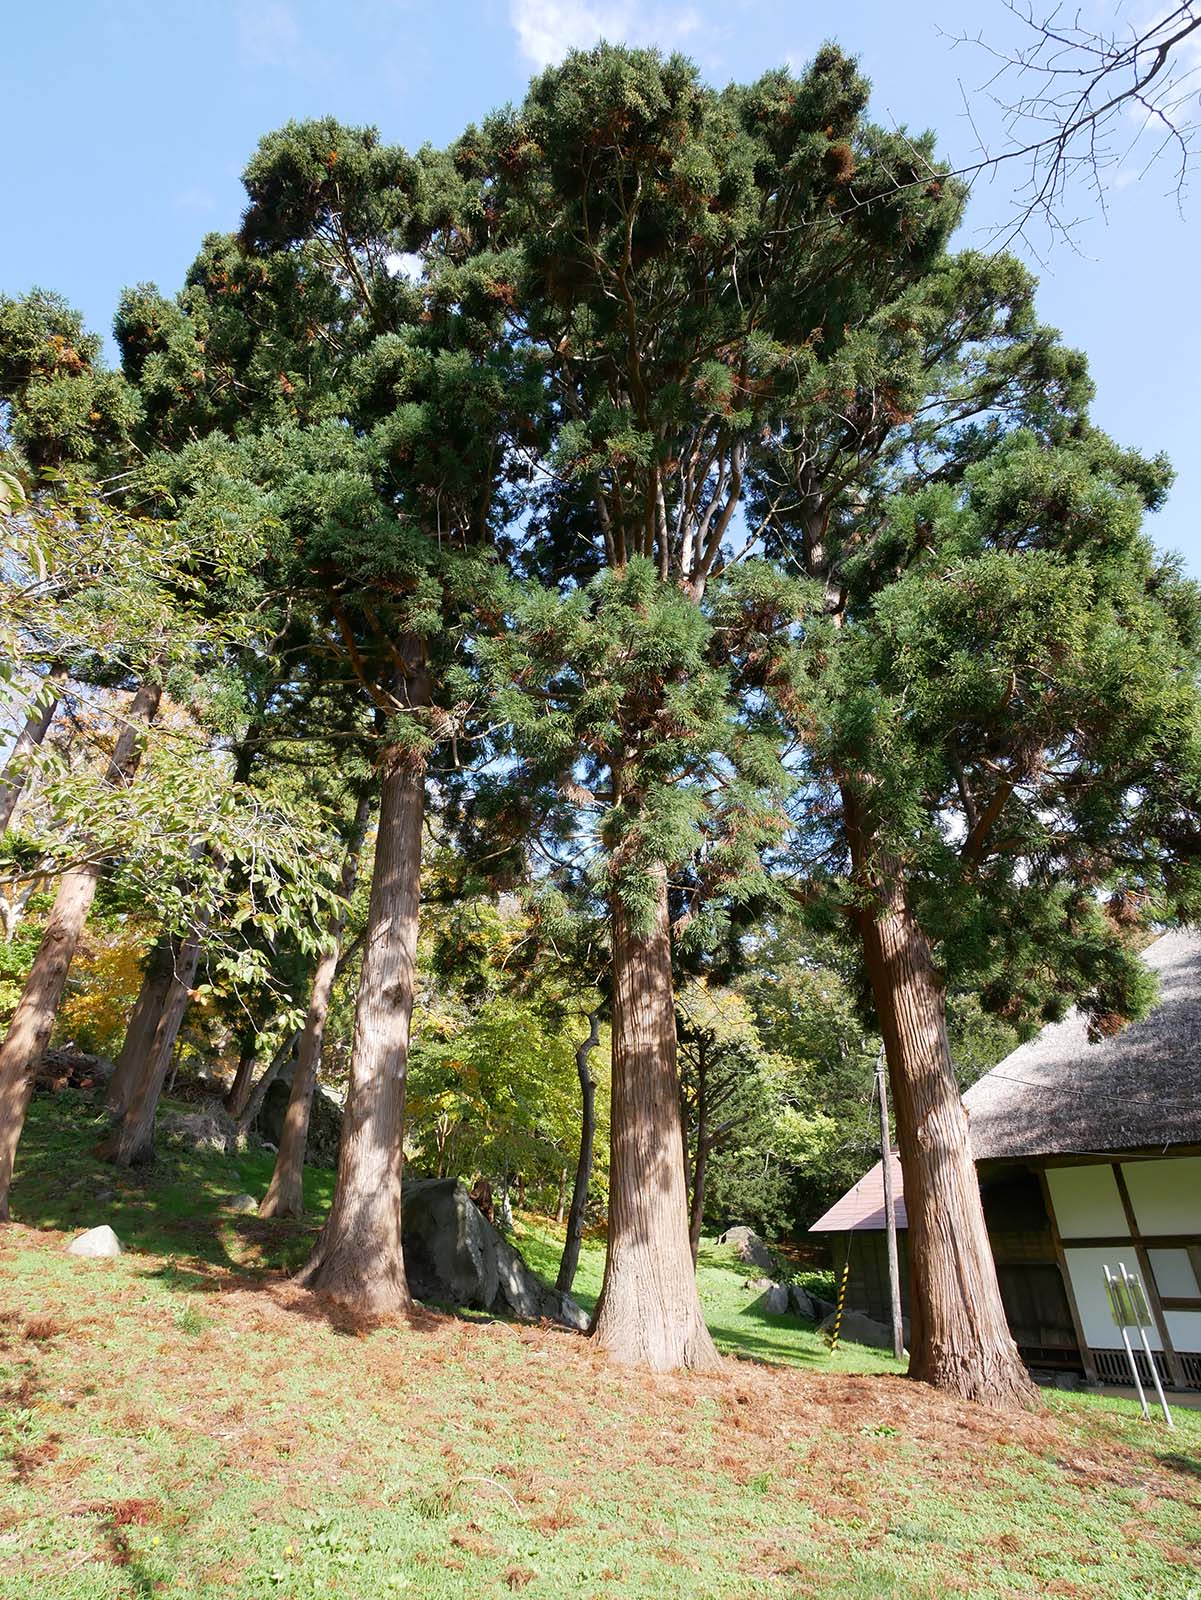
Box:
0 1093 1197 1600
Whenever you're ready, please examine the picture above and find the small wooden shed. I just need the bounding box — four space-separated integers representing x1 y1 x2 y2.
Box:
811 928 1201 1387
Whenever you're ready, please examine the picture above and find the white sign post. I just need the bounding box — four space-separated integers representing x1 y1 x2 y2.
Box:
1103 1263 1174 1429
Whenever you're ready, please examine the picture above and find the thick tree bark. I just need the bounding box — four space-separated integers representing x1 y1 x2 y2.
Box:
591 870 719 1370
259 793 372 1219
850 831 1038 1408
224 1036 259 1121
293 751 423 1316
0 677 162 1218
556 1009 598 1291
97 924 206 1166
0 662 68 836
105 933 178 1116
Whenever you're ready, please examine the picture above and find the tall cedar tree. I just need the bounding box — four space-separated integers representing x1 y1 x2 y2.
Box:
117 120 545 1311
466 44 958 1368
740 246 1201 1404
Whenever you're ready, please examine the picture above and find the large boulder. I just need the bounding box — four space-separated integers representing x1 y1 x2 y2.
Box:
403 1177 500 1312
257 1076 343 1168
159 1106 239 1156
66 1225 121 1258
400 1177 587 1330
717 1225 776 1274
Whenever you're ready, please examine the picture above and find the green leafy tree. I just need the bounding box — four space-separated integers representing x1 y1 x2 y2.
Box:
471 41 957 1368
752 264 1201 1402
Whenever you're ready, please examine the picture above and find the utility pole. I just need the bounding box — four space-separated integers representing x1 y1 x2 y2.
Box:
876 1050 905 1361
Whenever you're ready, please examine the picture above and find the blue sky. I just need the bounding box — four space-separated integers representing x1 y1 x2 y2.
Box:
3 1 1197 572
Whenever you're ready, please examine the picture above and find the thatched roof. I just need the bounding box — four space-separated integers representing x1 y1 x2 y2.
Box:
812 927 1201 1233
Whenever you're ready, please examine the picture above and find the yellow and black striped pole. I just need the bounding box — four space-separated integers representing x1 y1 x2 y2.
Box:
825 1257 851 1352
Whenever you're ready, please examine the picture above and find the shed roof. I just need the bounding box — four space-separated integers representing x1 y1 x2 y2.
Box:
810 927 1201 1233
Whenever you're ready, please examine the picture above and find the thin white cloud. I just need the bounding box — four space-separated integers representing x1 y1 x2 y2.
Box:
385 251 424 282
236 0 307 70
510 0 705 70
173 186 218 215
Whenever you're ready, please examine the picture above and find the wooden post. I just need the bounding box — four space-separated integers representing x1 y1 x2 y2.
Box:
876 1051 905 1361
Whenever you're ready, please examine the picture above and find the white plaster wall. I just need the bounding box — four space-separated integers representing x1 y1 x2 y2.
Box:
1165 1310 1201 1352
1046 1164 1128 1238
1120 1158 1201 1236
1062 1246 1162 1351
1147 1248 1199 1298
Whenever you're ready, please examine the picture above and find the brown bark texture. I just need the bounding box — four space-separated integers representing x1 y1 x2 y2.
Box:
97 924 205 1166
224 1039 259 1121
854 851 1039 1409
259 792 372 1218
0 662 68 835
556 1008 601 1294
293 752 423 1315
591 871 719 1371
106 933 178 1116
0 677 162 1218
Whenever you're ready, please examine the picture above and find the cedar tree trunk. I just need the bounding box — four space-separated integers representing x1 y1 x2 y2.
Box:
557 1010 600 1293
0 677 162 1217
97 924 206 1166
293 750 423 1315
224 1037 259 1121
106 932 178 1116
591 870 719 1370
260 793 371 1218
0 662 68 835
853 841 1038 1409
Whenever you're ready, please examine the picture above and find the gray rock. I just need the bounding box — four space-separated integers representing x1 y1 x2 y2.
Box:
555 1292 590 1332
66 1224 121 1258
159 1107 238 1156
403 1177 500 1312
494 1230 545 1320
257 1077 342 1168
811 1295 837 1320
224 1193 258 1214
717 1225 776 1274
400 1177 585 1330
744 1276 776 1293
818 1308 909 1351
788 1284 819 1320
755 1283 790 1316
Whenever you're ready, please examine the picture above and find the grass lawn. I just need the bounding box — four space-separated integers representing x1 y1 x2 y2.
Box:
1 1092 1198 1599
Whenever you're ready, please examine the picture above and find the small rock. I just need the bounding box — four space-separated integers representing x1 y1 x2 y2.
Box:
744 1276 776 1293
554 1292 590 1333
755 1284 790 1316
224 1194 258 1214
66 1225 121 1259
788 1284 819 1320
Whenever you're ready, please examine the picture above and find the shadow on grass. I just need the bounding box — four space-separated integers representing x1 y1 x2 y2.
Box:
1157 1452 1201 1479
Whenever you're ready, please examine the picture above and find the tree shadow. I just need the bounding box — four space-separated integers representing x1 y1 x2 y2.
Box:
1156 1452 1201 1479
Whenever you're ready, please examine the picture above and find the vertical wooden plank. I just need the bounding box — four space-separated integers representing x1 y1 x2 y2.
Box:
1038 1164 1097 1385
1114 1162 1185 1388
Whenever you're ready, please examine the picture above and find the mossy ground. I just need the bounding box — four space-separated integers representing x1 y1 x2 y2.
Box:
1 1092 1198 1599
